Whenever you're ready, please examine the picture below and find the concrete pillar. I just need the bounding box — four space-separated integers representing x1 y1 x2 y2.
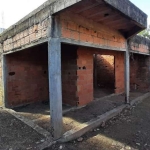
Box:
94 54 97 88
2 54 7 107
125 41 130 104
48 16 63 139
48 38 63 139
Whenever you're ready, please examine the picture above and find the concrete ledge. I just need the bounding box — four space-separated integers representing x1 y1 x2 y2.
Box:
61 38 126 52
37 139 56 150
94 92 123 101
129 50 150 56
59 105 127 143
58 92 150 143
4 108 51 139
130 92 150 106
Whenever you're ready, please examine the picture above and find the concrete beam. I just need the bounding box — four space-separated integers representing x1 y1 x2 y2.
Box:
61 38 126 52
129 50 150 56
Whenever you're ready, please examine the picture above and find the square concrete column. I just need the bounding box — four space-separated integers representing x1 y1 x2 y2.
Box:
125 41 130 103
48 38 63 139
94 54 98 88
2 54 7 107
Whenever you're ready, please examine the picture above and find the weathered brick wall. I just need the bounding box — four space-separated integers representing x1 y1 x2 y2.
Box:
96 55 115 89
2 19 49 53
61 44 78 106
76 47 124 106
6 44 49 107
114 52 125 93
130 54 150 92
62 45 94 106
4 44 125 108
60 11 126 50
129 36 150 54
77 47 93 106
130 42 149 54
95 51 125 94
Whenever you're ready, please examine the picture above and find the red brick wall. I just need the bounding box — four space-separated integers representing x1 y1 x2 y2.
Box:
60 11 126 50
93 50 125 94
59 11 125 100
6 44 49 107
3 19 49 52
114 52 125 93
62 45 94 106
61 44 78 106
76 48 125 106
96 55 115 89
95 51 124 94
130 54 150 92
5 43 125 107
130 44 149 54
77 47 93 106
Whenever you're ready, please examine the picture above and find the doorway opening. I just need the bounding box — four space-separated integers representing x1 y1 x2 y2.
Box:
94 54 115 99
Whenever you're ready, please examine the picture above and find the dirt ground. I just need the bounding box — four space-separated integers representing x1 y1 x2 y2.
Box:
0 108 46 150
46 96 150 150
14 92 144 133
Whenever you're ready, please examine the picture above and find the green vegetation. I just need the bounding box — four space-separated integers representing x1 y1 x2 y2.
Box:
138 25 150 39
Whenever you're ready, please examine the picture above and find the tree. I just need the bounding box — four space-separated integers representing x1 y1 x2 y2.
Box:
138 25 150 39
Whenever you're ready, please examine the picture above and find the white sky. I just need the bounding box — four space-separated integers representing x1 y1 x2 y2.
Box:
0 0 46 28
0 0 149 29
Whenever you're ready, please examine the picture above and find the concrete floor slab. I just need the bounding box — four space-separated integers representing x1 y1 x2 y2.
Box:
13 92 145 134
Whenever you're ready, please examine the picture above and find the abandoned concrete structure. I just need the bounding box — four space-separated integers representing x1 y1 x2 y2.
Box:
0 0 150 139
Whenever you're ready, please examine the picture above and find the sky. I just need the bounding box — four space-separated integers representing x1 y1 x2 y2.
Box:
0 0 46 28
130 0 150 24
0 0 149 29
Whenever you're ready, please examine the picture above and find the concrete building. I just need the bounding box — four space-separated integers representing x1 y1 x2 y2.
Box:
0 0 150 139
